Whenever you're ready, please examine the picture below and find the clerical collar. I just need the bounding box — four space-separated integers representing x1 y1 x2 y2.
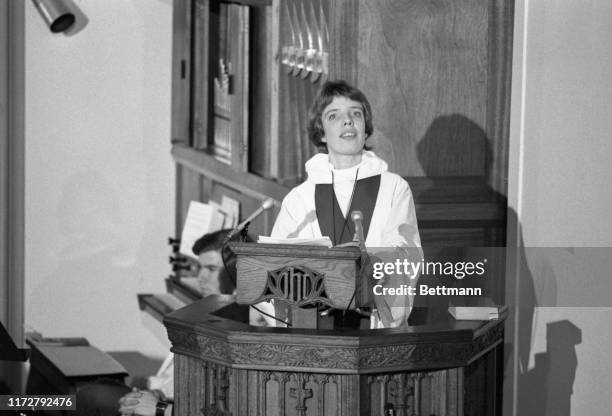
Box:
328 156 364 180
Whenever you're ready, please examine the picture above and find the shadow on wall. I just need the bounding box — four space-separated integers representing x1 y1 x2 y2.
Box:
409 114 509 326
417 114 489 178
518 320 581 416
407 115 579 414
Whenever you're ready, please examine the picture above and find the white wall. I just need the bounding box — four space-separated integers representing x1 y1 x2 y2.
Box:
508 0 612 414
24 0 174 358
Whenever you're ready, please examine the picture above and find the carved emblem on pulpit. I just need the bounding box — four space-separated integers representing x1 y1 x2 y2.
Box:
253 265 334 308
200 363 232 416
289 373 314 416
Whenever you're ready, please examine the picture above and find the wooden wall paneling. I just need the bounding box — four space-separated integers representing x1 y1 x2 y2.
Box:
363 372 463 415
300 77 318 179
229 368 247 415
328 0 358 83
276 66 295 183
364 375 382 415
176 164 203 235
210 0 228 155
229 4 250 171
276 52 291 184
464 349 498 415
192 0 209 149
278 75 302 185
175 355 207 416
419 228 487 247
173 146 285 236
205 360 213 407
246 370 257 416
249 4 274 178
262 208 277 237
171 0 192 145
447 368 461 415
210 181 243 214
262 371 281 416
275 0 288 183
486 0 514 197
357 0 488 178
174 165 183 237
292 77 305 182
1 0 25 392
416 202 506 226
310 374 323 415
227 0 272 6
201 175 214 202
269 0 281 179
210 181 274 236
407 176 498 203
288 78 306 183
0 0 8 337
172 145 289 202
322 374 339 415
277 0 300 186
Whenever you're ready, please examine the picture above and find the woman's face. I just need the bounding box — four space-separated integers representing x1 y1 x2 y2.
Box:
321 96 366 160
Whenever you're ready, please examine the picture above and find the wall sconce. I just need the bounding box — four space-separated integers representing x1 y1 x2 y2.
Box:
32 0 76 34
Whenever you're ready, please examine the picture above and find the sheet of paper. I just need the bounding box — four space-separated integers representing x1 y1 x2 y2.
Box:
221 195 240 229
179 201 225 258
208 201 229 230
257 236 333 247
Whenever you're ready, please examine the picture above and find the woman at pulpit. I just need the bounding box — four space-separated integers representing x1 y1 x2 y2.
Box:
271 80 422 328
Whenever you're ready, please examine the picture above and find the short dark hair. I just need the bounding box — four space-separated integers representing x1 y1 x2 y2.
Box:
191 229 251 292
191 229 231 256
307 80 374 152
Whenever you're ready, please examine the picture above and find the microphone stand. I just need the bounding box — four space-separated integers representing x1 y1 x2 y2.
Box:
347 211 371 318
239 221 251 242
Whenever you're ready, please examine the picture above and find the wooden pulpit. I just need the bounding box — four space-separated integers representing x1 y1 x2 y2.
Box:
165 297 505 415
164 243 506 415
230 242 363 328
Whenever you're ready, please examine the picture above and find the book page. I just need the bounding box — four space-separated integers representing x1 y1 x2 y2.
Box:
257 236 333 247
179 201 225 258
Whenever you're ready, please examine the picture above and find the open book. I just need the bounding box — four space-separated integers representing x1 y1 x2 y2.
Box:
257 236 333 247
179 201 226 257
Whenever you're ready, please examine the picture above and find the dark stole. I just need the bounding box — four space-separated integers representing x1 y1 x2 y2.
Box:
315 175 381 246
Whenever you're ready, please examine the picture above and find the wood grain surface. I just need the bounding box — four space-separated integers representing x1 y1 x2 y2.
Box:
232 243 360 307
357 0 488 178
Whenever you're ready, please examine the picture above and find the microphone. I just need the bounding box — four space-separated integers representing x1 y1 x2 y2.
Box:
351 210 366 250
350 210 371 315
223 198 274 244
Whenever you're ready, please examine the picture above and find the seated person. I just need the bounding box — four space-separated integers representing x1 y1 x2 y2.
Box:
193 228 241 297
192 229 274 327
119 229 271 415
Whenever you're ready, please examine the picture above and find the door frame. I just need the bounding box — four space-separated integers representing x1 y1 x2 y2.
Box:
0 1 25 392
